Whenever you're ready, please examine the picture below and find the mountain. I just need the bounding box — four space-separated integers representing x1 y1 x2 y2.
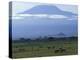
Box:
56 32 66 37
20 5 77 18
52 32 66 37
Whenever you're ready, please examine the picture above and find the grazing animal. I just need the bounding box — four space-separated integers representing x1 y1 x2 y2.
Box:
59 48 66 52
54 48 66 53
54 50 60 53
47 47 51 49
60 49 66 52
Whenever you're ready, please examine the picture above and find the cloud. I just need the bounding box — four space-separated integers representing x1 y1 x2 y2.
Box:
49 15 67 19
16 14 68 19
12 16 23 19
16 14 47 17
12 14 77 20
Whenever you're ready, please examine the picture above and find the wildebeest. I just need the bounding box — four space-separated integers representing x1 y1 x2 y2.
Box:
59 48 66 52
54 50 60 53
54 48 66 53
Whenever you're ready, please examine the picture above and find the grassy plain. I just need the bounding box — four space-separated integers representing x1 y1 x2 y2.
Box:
12 37 78 58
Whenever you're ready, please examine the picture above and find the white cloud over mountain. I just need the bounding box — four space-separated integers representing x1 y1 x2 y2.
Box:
13 14 68 19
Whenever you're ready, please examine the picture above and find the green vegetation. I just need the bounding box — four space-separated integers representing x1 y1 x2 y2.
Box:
12 37 78 58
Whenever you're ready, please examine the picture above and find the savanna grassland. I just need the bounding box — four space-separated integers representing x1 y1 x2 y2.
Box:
12 37 78 58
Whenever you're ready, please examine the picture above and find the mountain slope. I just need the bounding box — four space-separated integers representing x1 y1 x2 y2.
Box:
20 5 77 17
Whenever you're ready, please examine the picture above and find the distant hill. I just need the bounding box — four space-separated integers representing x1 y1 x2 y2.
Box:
54 32 66 37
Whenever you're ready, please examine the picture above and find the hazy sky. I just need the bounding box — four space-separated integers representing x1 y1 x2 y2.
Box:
11 2 78 39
